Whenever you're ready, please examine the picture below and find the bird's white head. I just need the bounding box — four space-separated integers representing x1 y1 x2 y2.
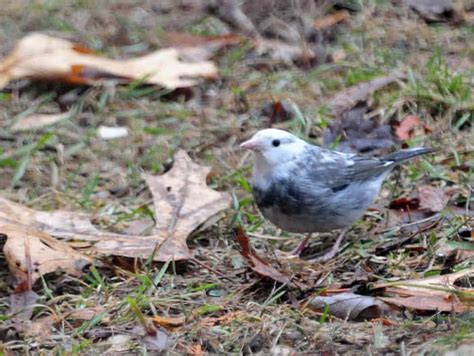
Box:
240 129 308 168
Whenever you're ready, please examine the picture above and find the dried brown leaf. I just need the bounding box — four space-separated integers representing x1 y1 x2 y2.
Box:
235 227 308 289
1 224 90 287
308 292 390 321
152 315 185 330
386 185 448 228
0 150 231 262
0 33 218 90
374 268 474 313
378 295 466 313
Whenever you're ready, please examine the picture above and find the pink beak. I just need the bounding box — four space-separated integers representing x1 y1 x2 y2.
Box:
240 138 263 151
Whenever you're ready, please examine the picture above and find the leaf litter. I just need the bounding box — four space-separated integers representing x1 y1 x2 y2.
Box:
0 1 473 354
0 150 231 269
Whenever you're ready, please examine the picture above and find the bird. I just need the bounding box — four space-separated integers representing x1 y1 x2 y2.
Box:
240 128 435 261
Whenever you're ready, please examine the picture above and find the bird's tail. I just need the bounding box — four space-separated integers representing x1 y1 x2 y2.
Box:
383 147 437 164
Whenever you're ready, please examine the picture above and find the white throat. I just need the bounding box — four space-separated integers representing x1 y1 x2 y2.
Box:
250 139 307 190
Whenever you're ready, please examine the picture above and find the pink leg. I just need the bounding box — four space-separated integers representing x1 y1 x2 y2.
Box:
308 228 348 263
289 233 312 256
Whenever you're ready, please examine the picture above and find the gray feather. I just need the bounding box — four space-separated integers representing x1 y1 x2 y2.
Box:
252 144 434 233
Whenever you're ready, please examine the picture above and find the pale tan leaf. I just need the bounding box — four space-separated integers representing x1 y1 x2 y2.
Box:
1 224 90 286
0 150 232 262
330 74 404 116
11 112 72 131
0 33 218 90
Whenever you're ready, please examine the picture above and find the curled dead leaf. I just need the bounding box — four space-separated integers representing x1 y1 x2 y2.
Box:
0 33 218 90
308 292 391 321
235 227 308 289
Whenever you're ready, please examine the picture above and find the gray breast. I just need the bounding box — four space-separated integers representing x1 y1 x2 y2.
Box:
252 175 383 233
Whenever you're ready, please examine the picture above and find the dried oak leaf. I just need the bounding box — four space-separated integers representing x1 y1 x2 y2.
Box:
374 268 474 313
0 150 231 262
1 224 90 286
0 33 218 90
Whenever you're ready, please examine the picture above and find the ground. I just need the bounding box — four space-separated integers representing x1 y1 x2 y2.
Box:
0 1 473 355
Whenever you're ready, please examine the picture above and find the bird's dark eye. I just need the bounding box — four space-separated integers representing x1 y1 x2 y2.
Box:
272 139 280 147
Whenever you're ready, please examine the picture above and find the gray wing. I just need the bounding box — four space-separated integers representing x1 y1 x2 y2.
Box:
299 146 392 190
